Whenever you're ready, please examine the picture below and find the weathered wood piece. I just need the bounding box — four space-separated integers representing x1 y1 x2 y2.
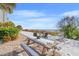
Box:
20 43 40 56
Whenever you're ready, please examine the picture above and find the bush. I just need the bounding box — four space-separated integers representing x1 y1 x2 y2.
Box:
3 21 15 27
16 25 23 30
58 16 79 39
0 27 19 42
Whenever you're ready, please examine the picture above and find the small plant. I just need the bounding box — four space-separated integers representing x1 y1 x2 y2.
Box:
3 36 11 42
16 25 23 30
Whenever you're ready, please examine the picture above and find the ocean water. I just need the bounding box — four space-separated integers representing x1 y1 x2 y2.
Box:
30 29 59 32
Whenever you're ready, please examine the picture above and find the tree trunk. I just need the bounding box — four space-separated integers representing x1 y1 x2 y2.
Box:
2 11 6 27
3 11 5 23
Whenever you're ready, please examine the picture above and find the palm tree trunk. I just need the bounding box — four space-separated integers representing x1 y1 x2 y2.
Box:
2 11 5 27
3 11 5 23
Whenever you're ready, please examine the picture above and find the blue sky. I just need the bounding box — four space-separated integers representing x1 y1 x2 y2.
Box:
8 3 79 29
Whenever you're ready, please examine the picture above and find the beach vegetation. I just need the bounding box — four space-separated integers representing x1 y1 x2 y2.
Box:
58 16 79 39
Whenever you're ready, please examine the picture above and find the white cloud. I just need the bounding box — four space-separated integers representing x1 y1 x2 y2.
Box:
21 18 57 29
8 10 59 29
27 17 56 22
61 10 79 17
12 10 46 18
23 23 55 29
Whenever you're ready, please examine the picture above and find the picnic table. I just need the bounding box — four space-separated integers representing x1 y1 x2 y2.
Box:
20 31 58 55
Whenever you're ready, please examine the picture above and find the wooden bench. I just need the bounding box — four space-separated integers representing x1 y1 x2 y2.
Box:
20 43 40 56
21 32 57 55
25 36 57 55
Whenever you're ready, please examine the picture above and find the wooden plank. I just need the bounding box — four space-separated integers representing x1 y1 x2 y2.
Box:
20 43 40 56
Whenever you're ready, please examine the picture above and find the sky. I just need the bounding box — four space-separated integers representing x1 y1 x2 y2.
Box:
8 3 79 29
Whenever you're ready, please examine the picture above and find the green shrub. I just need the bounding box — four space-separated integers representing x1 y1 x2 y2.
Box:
58 16 79 39
0 27 19 42
62 26 79 39
16 25 23 30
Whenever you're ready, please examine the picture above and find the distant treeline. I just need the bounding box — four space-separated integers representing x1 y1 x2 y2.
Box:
23 29 59 36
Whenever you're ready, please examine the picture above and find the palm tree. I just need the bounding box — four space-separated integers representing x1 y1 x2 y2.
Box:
0 3 16 23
